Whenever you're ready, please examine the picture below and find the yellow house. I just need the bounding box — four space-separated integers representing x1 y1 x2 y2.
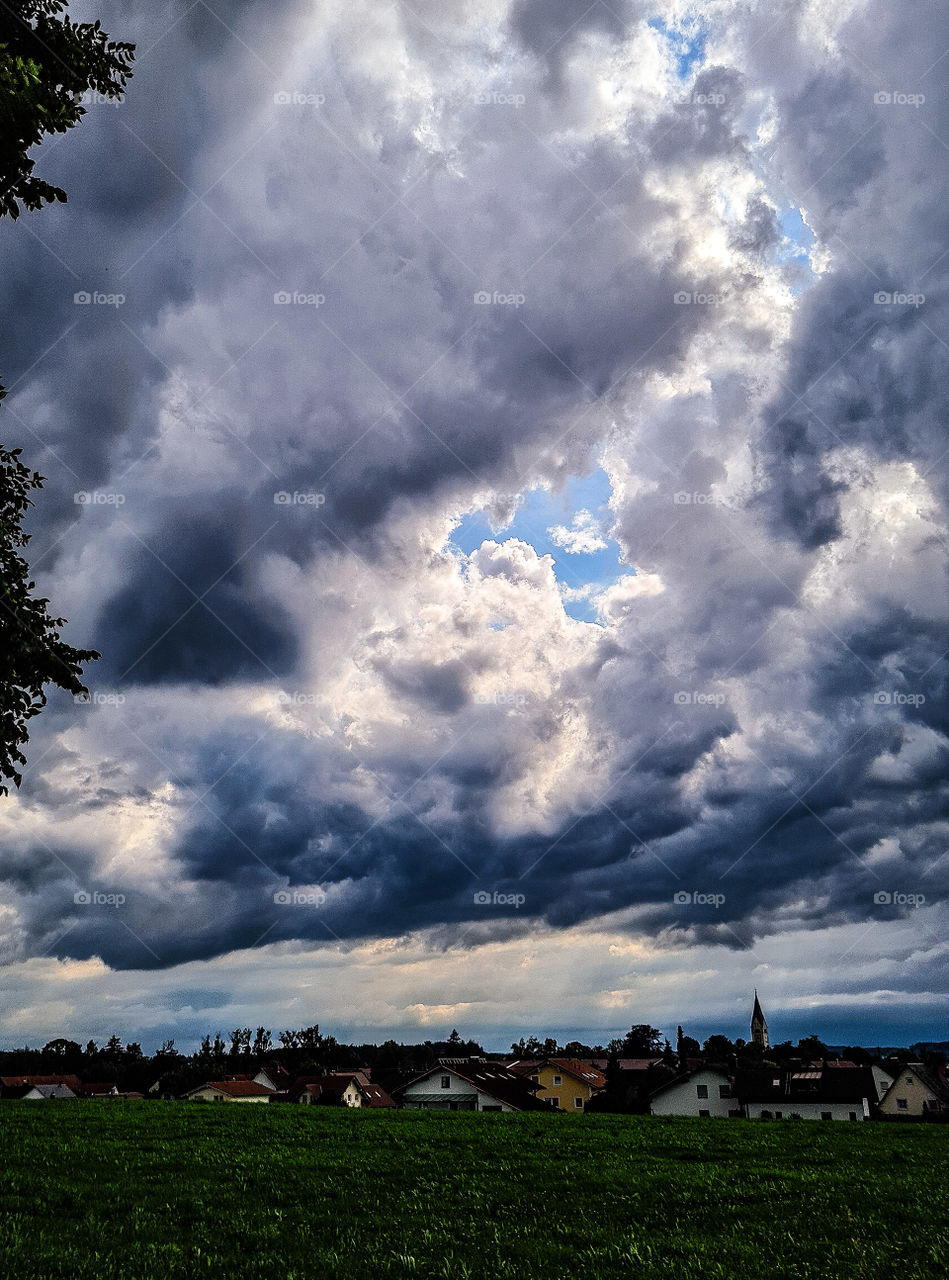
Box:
509 1058 606 1112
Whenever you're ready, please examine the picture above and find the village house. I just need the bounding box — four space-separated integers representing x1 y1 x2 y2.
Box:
508 1057 606 1111
735 1065 875 1121
286 1071 394 1108
22 1083 77 1100
394 1058 547 1112
649 1067 740 1118
184 1079 273 1102
1 1074 82 1098
877 1063 949 1117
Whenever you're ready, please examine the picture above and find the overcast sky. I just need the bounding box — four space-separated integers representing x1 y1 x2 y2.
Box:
0 0 946 1052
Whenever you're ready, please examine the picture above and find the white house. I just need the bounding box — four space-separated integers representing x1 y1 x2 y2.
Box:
23 1083 76 1100
395 1059 546 1112
184 1079 272 1102
649 1068 739 1118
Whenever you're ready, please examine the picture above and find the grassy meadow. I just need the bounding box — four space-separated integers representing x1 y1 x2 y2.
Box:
0 1104 945 1278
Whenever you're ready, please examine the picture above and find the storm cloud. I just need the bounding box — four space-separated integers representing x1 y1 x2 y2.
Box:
0 0 946 1046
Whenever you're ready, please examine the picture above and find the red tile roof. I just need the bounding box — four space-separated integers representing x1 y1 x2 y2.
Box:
193 1079 273 1098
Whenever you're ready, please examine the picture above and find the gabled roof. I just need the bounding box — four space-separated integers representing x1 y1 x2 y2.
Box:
188 1079 273 1098
393 1058 547 1111
648 1065 731 1100
508 1058 606 1089
879 1063 949 1106
24 1083 76 1099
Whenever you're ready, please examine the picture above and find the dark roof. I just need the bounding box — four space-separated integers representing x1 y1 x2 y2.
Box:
752 990 766 1023
286 1073 395 1107
393 1058 547 1111
508 1058 606 1089
736 1066 876 1104
1 1074 81 1089
190 1079 273 1098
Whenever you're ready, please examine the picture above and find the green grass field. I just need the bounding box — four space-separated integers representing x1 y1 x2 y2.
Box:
0 1104 945 1278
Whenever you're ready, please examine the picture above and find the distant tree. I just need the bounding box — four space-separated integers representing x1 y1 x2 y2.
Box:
102 1034 123 1061
622 1025 664 1056
796 1034 829 1060
198 1035 212 1058
279 1029 301 1050
702 1034 734 1060
252 1027 272 1056
840 1045 871 1064
677 1033 700 1058
154 1039 180 1062
84 1039 97 1057
447 1028 462 1045
211 1034 226 1059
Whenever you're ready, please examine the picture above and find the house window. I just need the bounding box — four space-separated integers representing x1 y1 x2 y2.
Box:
728 1109 742 1118
718 1085 732 1099
696 1084 709 1099
698 1109 710 1118
820 1112 832 1121
552 1076 562 1086
848 1112 857 1121
531 1075 539 1083
774 1111 783 1120
897 1098 908 1110
574 1097 583 1109
548 1098 559 1108
440 1076 451 1089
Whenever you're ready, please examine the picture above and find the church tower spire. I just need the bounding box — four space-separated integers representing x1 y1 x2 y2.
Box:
751 989 769 1050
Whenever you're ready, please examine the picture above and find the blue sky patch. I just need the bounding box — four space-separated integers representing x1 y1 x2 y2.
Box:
449 468 631 623
648 15 708 79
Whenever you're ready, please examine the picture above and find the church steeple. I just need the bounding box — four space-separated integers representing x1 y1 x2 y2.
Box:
751 989 769 1050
